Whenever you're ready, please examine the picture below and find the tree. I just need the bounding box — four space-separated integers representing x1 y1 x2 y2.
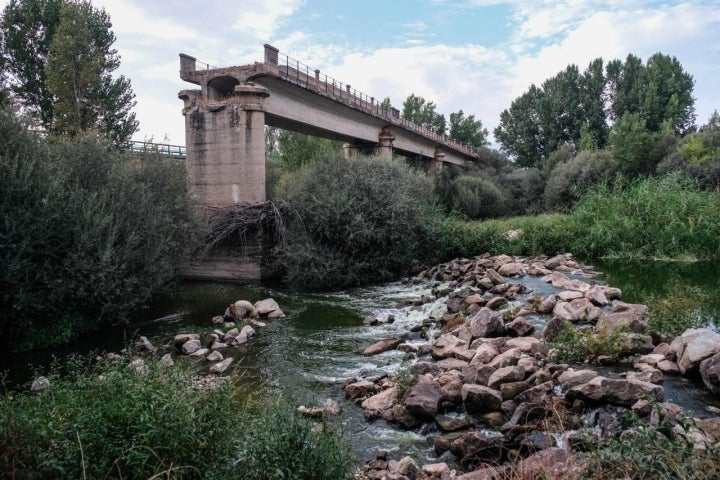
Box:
277 129 342 169
402 93 446 133
700 110 720 133
380 96 392 111
0 0 63 126
1 0 137 144
448 109 489 148
494 84 546 167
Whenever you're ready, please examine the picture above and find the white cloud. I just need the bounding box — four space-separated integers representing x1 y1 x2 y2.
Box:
232 0 305 39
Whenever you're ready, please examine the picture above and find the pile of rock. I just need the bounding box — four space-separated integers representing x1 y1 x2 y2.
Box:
348 253 720 479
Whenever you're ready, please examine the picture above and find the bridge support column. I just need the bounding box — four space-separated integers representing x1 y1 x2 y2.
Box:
428 150 445 174
375 128 395 160
179 84 270 209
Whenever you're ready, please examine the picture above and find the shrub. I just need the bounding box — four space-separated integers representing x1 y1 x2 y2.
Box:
0 110 204 350
550 322 631 363
543 150 617 211
277 154 437 289
452 175 508 219
646 282 708 338
496 167 545 215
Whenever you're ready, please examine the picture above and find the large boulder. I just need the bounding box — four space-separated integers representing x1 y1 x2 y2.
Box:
461 384 503 414
404 375 443 419
565 376 664 406
345 380 379 402
363 334 408 356
597 301 649 334
700 352 720 394
362 387 397 420
487 366 525 389
209 357 234 374
468 308 505 338
450 430 506 466
506 316 535 337
553 298 601 323
557 369 599 390
432 334 469 359
181 338 202 355
674 328 720 374
254 298 285 318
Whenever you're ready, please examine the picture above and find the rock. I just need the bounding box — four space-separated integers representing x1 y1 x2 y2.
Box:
518 431 558 453
506 316 535 337
543 317 570 342
700 352 720 394
657 359 680 374
505 336 541 353
553 298 601 323
160 353 174 367
468 307 505 338
515 447 577 479
676 328 720 374
597 301 649 334
585 285 609 306
385 404 422 429
465 293 486 305
254 298 285 318
345 380 379 402
557 369 598 390
189 348 209 358
632 399 653 416
487 366 526 389
404 375 442 419
362 387 397 420
486 296 508 310
538 295 558 314
500 402 546 435
422 463 450 477
209 357 234 374
206 350 223 362
31 376 50 393
500 381 528 400
488 347 522 368
432 334 469 359
181 338 202 355
174 333 200 347
558 290 584 301
470 343 500 365
545 254 569 270
363 316 379 326
130 358 149 375
212 315 225 324
210 341 228 350
437 357 469 371
498 262 525 277
240 325 256 338
363 335 407 356
486 269 505 285
135 336 157 352
436 413 473 432
450 430 506 466
434 431 465 455
565 376 664 406
390 456 419 479
234 300 255 317
515 381 554 406
627 369 664 384
462 384 503 414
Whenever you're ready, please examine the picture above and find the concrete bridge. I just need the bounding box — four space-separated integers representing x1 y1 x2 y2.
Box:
178 44 479 209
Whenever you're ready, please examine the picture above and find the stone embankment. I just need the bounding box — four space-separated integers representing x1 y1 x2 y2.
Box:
350 253 720 480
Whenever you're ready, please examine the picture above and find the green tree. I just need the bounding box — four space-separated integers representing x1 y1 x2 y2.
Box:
494 84 546 167
1 0 137 144
402 93 446 133
380 96 392 110
277 129 342 169
608 112 659 176
0 0 63 126
700 110 720 133
448 109 489 148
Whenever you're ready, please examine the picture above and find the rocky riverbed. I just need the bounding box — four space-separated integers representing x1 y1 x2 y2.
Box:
346 253 720 479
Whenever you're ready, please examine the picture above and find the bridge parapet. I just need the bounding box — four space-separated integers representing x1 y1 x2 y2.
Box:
179 46 478 161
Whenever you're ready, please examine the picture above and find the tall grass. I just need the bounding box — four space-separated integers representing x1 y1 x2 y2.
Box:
0 354 355 480
569 174 720 261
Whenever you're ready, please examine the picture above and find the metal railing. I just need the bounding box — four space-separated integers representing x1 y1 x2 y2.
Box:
270 49 478 157
126 140 186 159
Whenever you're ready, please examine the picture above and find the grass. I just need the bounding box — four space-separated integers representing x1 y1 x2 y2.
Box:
0 353 355 480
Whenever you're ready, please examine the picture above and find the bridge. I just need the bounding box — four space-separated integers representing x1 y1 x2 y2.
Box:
126 140 186 159
178 44 479 209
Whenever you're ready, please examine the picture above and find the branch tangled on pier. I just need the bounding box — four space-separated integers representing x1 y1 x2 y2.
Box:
204 200 296 252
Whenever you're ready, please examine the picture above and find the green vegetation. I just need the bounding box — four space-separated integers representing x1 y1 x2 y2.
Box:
0 355 354 480
0 109 202 351
275 155 437 290
549 322 632 363
584 410 720 480
1 0 137 145
646 282 709 338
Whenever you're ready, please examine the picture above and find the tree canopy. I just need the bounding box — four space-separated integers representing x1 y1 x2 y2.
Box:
448 109 489 148
402 93 447 133
0 0 138 145
495 52 696 167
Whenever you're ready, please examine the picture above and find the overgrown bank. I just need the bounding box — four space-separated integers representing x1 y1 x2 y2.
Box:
0 109 204 351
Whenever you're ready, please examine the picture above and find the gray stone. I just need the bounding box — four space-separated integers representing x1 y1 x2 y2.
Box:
506 316 535 337
189 348 209 358
206 350 224 362
209 357 234 374
404 375 442 419
160 353 174 367
487 366 526 389
566 376 664 406
363 335 407 356
450 430 506 466
677 329 720 374
557 369 599 389
432 333 469 359
181 338 202 355
598 301 649 334
700 352 720 394
31 376 50 393
362 387 397 420
468 307 505 338
254 298 285 317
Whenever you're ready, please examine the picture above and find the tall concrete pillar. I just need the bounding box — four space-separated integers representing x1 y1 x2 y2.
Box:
179 83 270 209
428 149 445 174
376 128 395 160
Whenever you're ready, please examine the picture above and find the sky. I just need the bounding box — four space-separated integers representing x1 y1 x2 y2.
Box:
4 0 719 146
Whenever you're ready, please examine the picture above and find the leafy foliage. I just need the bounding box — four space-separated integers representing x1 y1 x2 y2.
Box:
0 354 355 480
0 0 137 144
0 109 202 351
550 322 632 363
646 282 708 338
277 154 437 289
402 93 447 133
449 109 489 148
543 150 618 211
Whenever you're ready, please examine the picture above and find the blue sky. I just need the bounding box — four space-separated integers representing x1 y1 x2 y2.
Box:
3 0 719 145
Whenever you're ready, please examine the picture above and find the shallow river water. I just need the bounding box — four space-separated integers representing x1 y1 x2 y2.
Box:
3 259 720 464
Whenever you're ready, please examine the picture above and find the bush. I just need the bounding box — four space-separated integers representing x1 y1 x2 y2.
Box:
452 175 508 219
646 282 709 338
549 322 631 363
495 167 545 215
277 154 437 289
569 174 720 261
543 150 617 211
0 355 354 480
0 110 204 350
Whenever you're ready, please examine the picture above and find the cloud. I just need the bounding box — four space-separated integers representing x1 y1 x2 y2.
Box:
232 0 305 39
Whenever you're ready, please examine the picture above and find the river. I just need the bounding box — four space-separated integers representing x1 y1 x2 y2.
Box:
2 258 719 464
